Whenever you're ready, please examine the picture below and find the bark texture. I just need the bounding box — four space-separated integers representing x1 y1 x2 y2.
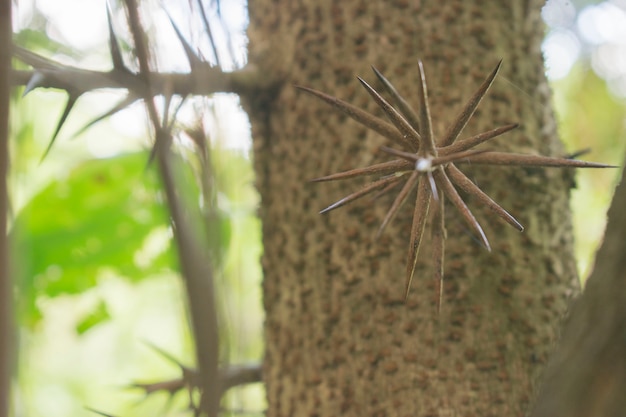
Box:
246 1 579 416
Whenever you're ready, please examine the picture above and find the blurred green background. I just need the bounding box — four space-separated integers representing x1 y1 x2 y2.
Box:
8 0 626 416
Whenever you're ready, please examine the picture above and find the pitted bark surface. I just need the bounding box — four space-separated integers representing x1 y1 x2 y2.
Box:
246 1 579 416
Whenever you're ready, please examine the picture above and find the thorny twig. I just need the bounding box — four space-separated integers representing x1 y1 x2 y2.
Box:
122 1 220 415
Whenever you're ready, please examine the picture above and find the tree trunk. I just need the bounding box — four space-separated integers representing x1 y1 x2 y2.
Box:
530 154 626 417
246 1 579 415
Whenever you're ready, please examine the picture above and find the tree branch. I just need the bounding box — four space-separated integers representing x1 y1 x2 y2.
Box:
12 46 263 97
122 1 221 415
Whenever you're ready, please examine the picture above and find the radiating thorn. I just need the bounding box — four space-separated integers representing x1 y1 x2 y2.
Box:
166 12 204 69
106 3 127 71
376 171 419 238
440 60 502 147
434 169 491 251
447 164 523 231
311 159 412 182
379 146 418 162
357 76 421 151
41 93 80 161
320 176 403 214
405 176 432 299
439 123 519 156
432 193 445 313
370 178 403 201
23 71 46 96
459 152 618 169
415 60 436 154
371 66 421 133
72 95 139 139
295 85 410 149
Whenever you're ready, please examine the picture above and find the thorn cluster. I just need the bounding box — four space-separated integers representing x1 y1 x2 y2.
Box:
297 60 614 309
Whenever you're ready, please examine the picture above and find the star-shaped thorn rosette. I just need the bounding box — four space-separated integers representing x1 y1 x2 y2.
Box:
296 60 615 309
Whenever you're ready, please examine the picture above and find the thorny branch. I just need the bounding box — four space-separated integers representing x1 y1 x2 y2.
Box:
122 1 220 415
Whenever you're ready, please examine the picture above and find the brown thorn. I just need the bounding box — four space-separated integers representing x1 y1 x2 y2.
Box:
376 171 419 238
433 169 491 251
459 152 617 168
319 175 403 214
439 123 519 156
379 146 418 162
310 159 411 182
431 193 445 313
295 85 411 150
370 177 404 201
371 66 421 133
431 149 490 167
447 164 524 231
440 60 502 148
415 60 437 155
357 76 421 151
405 176 432 298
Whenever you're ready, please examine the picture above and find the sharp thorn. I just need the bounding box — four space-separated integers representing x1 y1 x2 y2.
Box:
41 93 80 162
23 72 46 96
106 2 128 72
357 76 421 151
440 60 502 147
71 95 139 139
405 177 431 299
295 84 409 149
371 66 421 133
167 12 203 69
376 171 418 238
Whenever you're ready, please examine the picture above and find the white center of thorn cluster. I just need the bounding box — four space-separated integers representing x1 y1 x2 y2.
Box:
415 157 433 172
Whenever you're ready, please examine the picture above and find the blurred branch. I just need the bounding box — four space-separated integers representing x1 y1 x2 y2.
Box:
131 363 263 396
122 1 220 416
530 161 626 417
0 1 12 417
12 46 264 97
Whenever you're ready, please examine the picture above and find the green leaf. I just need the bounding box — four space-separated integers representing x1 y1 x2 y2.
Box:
12 152 174 325
76 300 111 334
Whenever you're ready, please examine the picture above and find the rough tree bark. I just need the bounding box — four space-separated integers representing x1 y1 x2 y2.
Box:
246 1 579 416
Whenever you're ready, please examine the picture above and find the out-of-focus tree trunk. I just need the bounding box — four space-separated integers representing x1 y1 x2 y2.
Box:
246 1 579 416
0 0 12 415
530 157 626 417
